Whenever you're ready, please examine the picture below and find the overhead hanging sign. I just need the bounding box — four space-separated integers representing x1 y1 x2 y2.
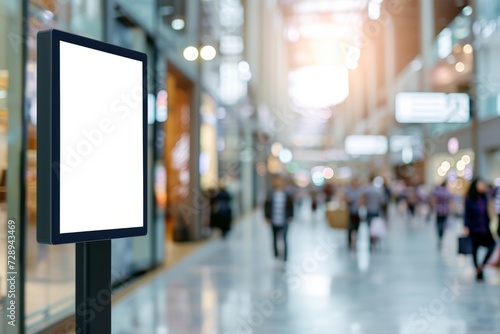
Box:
395 92 470 123
345 135 388 155
37 29 147 244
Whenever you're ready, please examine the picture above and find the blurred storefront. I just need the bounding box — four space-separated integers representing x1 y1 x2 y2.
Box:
11 0 165 332
0 0 249 332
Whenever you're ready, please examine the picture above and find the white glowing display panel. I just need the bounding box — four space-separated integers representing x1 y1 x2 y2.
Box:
395 92 470 123
345 135 388 155
37 30 147 244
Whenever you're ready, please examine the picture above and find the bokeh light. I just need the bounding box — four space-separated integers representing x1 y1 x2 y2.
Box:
183 46 199 61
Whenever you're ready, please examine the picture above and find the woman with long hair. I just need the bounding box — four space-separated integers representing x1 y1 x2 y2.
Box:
464 178 496 281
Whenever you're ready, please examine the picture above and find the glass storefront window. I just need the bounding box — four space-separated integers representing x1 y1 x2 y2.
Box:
24 0 103 331
1 0 25 332
476 0 500 120
116 0 156 34
0 2 11 329
158 0 187 33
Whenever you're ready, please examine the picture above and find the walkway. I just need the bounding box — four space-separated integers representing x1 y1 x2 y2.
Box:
112 205 500 334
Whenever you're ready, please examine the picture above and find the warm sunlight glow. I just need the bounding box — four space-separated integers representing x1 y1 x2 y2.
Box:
289 65 349 108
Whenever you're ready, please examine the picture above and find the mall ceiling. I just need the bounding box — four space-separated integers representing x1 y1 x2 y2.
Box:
274 0 469 161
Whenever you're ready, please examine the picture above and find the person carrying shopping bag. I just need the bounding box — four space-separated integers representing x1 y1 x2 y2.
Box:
463 178 497 281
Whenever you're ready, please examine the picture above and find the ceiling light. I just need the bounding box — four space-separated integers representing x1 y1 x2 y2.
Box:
183 46 198 61
455 62 465 72
200 45 216 61
171 18 185 30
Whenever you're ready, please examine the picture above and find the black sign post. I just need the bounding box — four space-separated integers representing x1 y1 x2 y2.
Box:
36 29 147 334
76 241 112 333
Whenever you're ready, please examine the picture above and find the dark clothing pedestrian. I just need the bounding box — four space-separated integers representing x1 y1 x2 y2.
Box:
210 189 233 238
345 186 360 249
265 190 294 261
432 185 452 247
406 186 419 219
464 192 496 279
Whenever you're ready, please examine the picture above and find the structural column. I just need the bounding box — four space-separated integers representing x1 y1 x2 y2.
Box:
186 1 203 240
420 0 434 91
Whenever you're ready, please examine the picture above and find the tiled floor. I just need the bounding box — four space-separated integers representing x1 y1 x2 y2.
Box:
112 204 500 334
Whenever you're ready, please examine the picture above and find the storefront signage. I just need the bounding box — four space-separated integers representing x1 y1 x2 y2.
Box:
395 92 470 123
345 135 388 155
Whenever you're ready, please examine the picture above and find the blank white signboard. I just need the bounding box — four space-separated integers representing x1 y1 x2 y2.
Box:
59 41 143 234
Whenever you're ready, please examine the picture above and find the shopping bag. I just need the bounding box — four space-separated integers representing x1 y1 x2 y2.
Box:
370 217 387 238
325 201 348 229
458 236 473 255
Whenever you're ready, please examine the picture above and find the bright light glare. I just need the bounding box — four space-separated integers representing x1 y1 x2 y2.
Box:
461 155 471 164
462 6 473 16
183 46 198 61
289 65 349 108
345 135 388 155
402 147 413 164
463 44 473 54
271 142 283 157
200 45 217 61
456 160 466 171
156 90 168 122
437 28 452 59
312 171 325 186
455 62 465 72
238 61 250 73
448 137 459 154
323 167 334 179
437 168 447 177
279 148 293 164
171 18 185 30
345 46 361 70
441 161 451 171
238 60 252 81
368 1 381 20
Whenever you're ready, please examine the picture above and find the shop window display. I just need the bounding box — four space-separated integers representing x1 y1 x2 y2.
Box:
24 0 103 330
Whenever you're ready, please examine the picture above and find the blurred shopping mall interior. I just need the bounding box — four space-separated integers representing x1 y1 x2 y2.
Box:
2 0 500 333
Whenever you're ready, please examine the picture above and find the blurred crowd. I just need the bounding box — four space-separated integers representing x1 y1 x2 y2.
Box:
260 173 500 281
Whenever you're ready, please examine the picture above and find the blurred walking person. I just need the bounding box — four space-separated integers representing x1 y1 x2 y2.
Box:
431 181 452 249
360 176 387 250
405 185 420 223
345 179 361 250
210 183 233 238
265 175 294 262
464 178 497 281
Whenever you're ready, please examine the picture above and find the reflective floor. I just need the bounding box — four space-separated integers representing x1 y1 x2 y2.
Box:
112 204 500 334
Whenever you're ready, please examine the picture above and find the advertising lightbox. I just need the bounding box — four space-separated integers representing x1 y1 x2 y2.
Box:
395 92 470 123
345 135 388 155
37 29 147 244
